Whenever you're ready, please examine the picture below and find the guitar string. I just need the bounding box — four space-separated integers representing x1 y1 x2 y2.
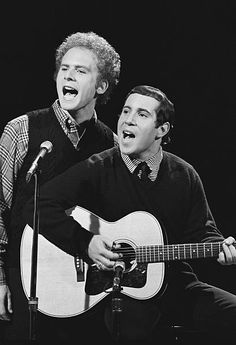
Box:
113 243 222 259
115 248 221 254
114 243 222 252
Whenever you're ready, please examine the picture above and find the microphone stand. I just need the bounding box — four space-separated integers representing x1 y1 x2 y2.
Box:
28 169 41 343
111 263 125 342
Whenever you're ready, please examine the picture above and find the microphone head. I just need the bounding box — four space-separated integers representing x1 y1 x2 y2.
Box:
113 261 125 272
40 141 53 153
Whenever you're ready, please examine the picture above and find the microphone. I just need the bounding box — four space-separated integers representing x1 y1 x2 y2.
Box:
114 261 125 274
26 141 53 183
113 261 125 291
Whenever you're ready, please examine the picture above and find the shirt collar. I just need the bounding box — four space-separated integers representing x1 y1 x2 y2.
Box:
121 147 163 181
52 99 97 131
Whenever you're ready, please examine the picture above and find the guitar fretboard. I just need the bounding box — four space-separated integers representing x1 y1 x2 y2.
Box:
135 242 227 263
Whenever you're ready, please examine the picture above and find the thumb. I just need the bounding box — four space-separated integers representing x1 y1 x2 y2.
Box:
7 292 13 314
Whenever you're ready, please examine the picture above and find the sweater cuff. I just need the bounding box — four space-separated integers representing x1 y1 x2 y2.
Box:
75 228 94 265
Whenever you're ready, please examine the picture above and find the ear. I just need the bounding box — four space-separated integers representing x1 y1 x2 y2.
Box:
155 122 170 140
96 80 109 95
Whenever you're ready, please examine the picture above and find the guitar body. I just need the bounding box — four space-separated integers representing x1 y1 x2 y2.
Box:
20 206 165 318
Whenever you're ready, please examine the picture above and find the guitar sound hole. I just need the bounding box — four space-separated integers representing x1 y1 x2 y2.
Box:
85 242 148 295
114 242 136 271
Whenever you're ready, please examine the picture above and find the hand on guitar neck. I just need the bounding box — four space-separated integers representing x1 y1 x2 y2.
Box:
217 236 236 266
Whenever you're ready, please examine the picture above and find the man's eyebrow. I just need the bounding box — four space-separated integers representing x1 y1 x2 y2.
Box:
137 107 150 113
60 63 89 70
122 105 151 114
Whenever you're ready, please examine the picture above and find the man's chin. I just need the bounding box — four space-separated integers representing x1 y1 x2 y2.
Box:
120 146 136 157
58 96 77 109
60 102 78 113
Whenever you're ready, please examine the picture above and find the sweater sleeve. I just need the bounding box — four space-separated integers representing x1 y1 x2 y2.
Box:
23 158 100 263
183 168 225 244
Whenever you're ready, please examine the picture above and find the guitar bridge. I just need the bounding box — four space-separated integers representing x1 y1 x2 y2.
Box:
74 255 85 282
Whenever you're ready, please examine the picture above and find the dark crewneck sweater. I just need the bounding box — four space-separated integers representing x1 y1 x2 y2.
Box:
24 146 224 289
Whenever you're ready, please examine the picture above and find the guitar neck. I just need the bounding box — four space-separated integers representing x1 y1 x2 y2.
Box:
136 242 230 263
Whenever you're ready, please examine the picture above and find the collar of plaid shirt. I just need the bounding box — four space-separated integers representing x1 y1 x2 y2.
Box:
121 147 163 181
53 100 97 149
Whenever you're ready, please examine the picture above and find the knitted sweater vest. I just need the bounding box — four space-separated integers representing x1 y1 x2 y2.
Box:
7 106 115 266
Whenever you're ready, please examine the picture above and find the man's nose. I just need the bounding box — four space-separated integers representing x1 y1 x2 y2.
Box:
64 69 76 81
125 112 136 124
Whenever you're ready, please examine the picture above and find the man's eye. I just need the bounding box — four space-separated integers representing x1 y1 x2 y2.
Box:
76 69 86 74
139 112 148 117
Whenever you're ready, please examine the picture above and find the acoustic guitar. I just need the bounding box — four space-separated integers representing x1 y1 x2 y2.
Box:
20 206 226 318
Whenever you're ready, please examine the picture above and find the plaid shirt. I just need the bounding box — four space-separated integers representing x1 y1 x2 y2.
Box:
0 100 111 285
121 147 163 181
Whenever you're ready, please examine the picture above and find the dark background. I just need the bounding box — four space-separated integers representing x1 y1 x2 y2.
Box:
1 1 236 290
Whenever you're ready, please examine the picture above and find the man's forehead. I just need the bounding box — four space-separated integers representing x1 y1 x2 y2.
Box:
124 93 161 111
61 47 98 67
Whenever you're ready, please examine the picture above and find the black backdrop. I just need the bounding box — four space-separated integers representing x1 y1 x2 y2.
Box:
1 1 236 291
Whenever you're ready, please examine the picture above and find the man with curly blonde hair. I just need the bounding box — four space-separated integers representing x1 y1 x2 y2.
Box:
0 31 121 344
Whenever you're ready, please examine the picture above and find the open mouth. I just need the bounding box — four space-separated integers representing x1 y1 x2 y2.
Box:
62 86 78 100
123 130 135 140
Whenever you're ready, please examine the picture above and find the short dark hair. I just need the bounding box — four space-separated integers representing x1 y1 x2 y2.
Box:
126 85 175 144
54 31 121 105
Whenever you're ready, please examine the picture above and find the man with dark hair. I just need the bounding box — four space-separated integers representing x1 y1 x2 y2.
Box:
24 85 236 345
0 31 121 343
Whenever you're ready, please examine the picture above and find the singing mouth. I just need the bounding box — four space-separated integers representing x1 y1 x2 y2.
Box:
122 130 135 140
62 86 78 100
